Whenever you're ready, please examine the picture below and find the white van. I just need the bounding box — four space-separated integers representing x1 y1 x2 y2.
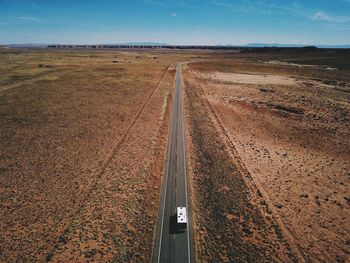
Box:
177 207 187 228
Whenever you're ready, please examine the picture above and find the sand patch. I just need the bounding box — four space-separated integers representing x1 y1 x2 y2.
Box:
204 72 297 86
264 60 338 71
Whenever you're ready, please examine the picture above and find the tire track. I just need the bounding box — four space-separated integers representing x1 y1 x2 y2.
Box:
186 64 306 262
0 73 59 95
44 64 171 262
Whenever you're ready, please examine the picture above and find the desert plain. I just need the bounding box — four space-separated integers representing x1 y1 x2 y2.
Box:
0 48 349 262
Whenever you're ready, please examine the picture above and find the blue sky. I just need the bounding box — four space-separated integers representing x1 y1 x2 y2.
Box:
0 0 350 45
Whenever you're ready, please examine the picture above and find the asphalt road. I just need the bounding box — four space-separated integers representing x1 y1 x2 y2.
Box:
152 64 193 263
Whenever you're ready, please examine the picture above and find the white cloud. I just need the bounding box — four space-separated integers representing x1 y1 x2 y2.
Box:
171 13 177 17
211 0 350 25
311 11 350 23
210 0 305 16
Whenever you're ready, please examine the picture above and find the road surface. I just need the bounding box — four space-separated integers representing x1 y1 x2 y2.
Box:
152 64 193 263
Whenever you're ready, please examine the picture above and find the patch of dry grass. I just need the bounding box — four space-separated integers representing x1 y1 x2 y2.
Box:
189 54 350 262
0 50 176 262
184 67 296 262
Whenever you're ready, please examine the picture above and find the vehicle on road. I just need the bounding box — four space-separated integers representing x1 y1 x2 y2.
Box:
177 207 187 229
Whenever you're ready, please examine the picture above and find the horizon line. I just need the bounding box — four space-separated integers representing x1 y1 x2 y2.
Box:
2 42 350 47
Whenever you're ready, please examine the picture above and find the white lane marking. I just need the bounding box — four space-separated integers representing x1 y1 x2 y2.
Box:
179 64 192 263
157 141 170 263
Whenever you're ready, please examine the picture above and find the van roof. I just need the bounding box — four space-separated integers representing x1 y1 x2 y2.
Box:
177 207 187 223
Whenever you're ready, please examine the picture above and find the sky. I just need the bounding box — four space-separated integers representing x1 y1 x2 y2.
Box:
0 0 350 45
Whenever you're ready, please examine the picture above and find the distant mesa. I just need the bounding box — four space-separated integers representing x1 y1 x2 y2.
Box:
245 43 350 48
246 43 308 48
2 42 349 50
122 42 168 46
46 44 242 50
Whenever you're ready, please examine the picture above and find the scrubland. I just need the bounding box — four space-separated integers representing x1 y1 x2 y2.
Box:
1 48 349 262
0 49 184 262
187 50 350 262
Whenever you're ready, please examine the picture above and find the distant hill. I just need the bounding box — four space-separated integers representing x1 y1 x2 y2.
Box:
120 42 168 46
316 45 350 49
7 42 169 48
246 43 350 49
5 42 350 49
8 43 51 48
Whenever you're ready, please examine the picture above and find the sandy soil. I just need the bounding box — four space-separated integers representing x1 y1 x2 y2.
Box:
46 66 176 263
184 65 298 262
1 48 349 262
190 56 350 262
202 71 297 86
0 50 181 262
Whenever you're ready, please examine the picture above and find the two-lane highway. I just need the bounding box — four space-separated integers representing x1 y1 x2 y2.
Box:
152 64 193 263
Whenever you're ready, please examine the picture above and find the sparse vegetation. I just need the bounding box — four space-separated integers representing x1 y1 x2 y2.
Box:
1 48 349 262
0 49 180 262
184 69 296 262
188 52 350 261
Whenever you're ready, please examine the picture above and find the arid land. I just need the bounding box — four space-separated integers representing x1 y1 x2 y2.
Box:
0 48 349 262
0 49 188 262
186 49 350 262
